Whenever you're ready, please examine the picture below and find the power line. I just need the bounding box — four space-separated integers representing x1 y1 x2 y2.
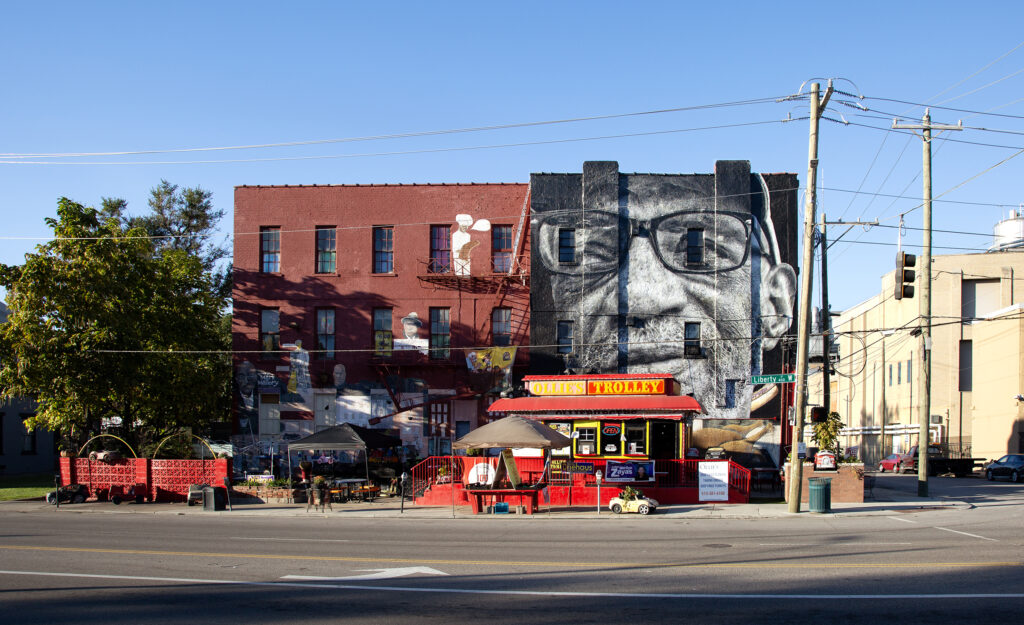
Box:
0 96 791 159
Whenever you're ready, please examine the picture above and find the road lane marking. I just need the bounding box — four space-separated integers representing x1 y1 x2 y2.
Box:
4 570 1024 600
934 527 998 541
231 537 350 543
0 545 1017 570
283 567 448 581
887 517 917 523
759 543 912 546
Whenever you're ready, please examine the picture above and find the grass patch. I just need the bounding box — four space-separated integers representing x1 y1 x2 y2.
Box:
0 473 56 501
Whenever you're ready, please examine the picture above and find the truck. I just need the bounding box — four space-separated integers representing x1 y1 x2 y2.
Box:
898 444 984 477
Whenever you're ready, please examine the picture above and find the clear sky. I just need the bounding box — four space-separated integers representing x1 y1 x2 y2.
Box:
2 1 1023 313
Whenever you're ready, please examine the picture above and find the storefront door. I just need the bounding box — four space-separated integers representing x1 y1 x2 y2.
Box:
651 421 679 459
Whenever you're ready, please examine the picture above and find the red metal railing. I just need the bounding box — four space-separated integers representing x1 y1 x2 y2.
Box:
408 455 751 503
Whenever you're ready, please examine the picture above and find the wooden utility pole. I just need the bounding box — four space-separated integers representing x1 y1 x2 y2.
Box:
893 110 961 497
821 214 831 418
789 80 833 513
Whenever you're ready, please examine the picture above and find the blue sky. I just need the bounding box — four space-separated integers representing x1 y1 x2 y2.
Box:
2 2 1023 312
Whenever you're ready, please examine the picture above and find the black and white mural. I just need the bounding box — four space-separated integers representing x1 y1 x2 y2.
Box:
530 161 799 424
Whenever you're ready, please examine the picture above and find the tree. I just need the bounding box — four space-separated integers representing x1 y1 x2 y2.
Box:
0 198 229 454
811 411 844 457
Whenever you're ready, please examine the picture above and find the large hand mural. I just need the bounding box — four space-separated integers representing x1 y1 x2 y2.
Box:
530 161 798 429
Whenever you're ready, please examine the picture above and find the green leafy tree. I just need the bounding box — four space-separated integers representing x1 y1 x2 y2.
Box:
0 198 229 454
811 411 844 457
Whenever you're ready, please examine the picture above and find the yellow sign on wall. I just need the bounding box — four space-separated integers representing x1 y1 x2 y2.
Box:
528 378 666 396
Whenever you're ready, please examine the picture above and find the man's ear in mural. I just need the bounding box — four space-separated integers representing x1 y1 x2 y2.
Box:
760 262 797 351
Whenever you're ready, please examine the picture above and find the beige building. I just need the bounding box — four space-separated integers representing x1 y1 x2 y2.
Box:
808 249 1024 466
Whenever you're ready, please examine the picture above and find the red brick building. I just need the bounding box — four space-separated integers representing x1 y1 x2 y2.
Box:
232 183 531 462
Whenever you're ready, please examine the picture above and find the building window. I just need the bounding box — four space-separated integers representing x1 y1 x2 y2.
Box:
21 415 36 455
558 228 576 264
429 308 450 360
684 322 701 356
260 308 280 354
959 340 973 392
907 359 912 385
492 308 512 346
724 380 737 409
888 364 892 386
686 228 704 265
556 320 574 354
373 226 394 274
373 308 392 354
429 225 451 274
625 422 646 455
897 362 901 385
492 225 513 273
315 227 336 274
261 227 280 273
316 309 335 360
576 427 597 455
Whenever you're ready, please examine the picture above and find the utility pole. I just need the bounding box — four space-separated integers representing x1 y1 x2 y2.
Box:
893 110 961 497
821 214 831 419
790 80 833 513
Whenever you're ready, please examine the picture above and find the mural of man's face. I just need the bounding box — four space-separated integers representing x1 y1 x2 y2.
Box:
538 175 795 417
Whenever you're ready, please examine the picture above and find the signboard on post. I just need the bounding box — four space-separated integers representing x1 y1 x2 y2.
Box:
751 373 796 384
698 461 729 501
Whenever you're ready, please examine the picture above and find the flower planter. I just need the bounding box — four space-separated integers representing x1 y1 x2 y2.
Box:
230 485 303 504
783 463 866 504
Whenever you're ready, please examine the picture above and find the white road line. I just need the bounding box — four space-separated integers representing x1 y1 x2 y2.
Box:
3 570 1024 600
934 527 998 542
887 516 917 524
759 543 913 546
230 537 350 543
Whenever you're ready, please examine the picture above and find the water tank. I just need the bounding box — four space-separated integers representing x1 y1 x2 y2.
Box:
990 209 1024 251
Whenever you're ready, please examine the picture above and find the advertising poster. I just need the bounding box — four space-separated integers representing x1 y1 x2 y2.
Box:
698 461 729 501
605 460 655 482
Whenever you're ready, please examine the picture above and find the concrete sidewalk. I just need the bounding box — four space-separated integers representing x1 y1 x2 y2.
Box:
2 484 971 520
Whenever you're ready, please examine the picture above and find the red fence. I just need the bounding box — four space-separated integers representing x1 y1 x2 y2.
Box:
409 456 751 507
60 457 230 503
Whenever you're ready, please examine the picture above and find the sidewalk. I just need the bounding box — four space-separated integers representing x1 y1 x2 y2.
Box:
1 483 971 519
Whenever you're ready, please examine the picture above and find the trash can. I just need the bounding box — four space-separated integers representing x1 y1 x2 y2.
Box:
202 486 226 511
808 477 832 513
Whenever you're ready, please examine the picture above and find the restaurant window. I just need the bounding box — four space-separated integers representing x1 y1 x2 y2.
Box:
373 226 394 274
576 427 597 455
315 226 336 274
600 422 622 456
429 307 450 360
556 320 574 354
429 225 451 274
316 309 335 360
492 308 512 346
625 422 646 455
686 228 704 265
492 225 513 273
558 228 576 264
260 308 280 354
260 227 280 273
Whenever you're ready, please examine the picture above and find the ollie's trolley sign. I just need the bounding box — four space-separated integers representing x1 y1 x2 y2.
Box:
528 378 669 396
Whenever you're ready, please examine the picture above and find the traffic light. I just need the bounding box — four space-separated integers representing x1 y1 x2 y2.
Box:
894 251 916 300
810 406 828 423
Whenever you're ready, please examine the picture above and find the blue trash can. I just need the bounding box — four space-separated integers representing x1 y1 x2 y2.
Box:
808 477 832 513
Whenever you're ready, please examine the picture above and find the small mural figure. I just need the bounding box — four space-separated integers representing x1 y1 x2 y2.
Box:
451 213 490 276
283 340 311 393
394 311 428 354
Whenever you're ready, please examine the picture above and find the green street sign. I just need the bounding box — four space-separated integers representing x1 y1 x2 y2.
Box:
751 373 796 384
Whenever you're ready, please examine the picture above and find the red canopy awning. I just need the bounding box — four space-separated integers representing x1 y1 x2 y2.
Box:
486 395 702 415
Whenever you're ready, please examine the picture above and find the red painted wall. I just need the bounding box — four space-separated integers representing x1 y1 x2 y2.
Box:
233 183 531 436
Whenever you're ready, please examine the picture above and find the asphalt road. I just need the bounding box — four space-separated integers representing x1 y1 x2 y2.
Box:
2 473 1022 624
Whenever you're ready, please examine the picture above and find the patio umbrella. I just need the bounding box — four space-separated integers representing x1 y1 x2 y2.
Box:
453 415 571 450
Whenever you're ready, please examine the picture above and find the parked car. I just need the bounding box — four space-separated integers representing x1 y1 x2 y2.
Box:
984 454 1024 482
877 454 901 473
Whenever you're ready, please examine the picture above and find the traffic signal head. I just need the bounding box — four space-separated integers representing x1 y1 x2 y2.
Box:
810 406 828 423
895 251 916 300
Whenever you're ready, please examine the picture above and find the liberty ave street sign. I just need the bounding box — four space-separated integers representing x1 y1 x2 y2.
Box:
751 373 796 384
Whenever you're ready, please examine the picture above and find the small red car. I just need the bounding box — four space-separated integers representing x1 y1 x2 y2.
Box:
877 454 901 473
